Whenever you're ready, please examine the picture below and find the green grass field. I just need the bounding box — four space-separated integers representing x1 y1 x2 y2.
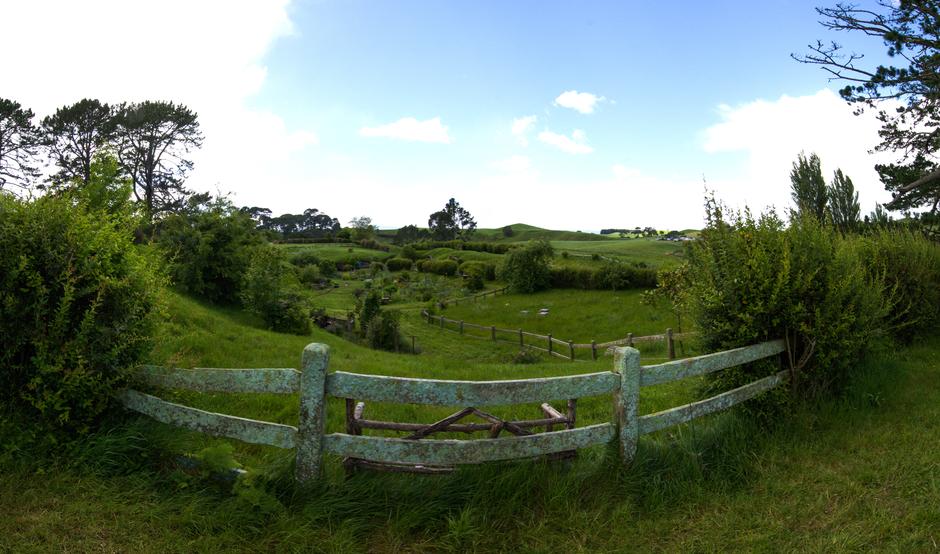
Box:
552 238 687 268
2 289 937 551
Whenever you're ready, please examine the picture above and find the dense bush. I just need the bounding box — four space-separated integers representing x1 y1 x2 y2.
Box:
241 246 312 334
289 250 321 267
682 200 888 405
386 257 414 271
416 259 459 276
412 240 514 254
358 238 390 252
549 263 657 290
500 240 554 293
860 229 940 342
0 195 163 436
156 204 263 304
459 261 496 281
364 309 403 351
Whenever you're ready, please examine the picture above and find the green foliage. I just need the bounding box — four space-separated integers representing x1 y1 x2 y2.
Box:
508 348 541 364
0 194 163 436
860 229 940 342
828 169 860 234
40 98 114 186
0 97 42 191
156 201 263 304
500 239 554 293
428 198 476 240
684 198 888 404
416 258 459 276
548 262 657 291
288 250 321 267
364 309 403 351
501 225 514 237
386 257 414 271
790 152 828 221
412 239 513 254
241 246 312 335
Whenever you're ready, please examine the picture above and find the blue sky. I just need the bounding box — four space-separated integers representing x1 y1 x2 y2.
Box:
3 0 897 230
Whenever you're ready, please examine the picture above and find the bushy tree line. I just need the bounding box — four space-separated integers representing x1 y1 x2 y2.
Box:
1 97 202 222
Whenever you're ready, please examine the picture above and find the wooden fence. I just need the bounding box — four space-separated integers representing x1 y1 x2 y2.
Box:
446 286 508 306
420 309 694 360
119 339 787 481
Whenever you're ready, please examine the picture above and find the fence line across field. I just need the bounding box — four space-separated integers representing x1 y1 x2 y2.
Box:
420 309 694 361
119 338 788 481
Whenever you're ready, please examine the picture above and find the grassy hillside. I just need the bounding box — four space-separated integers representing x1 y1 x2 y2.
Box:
473 223 611 242
3 292 937 551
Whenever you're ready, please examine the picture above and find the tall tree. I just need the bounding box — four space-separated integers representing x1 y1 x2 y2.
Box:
112 101 203 221
828 168 861 233
428 198 476 240
795 1 940 214
41 99 114 187
0 98 41 193
790 152 829 220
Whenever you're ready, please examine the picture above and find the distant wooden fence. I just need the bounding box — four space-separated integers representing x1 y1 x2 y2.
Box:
420 309 694 360
119 339 787 481
445 286 508 306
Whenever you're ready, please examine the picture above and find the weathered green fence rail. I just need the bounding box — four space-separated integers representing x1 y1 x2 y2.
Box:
120 339 787 481
421 309 693 360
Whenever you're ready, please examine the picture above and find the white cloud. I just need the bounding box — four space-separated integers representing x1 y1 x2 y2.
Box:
511 115 537 145
538 129 593 154
612 164 642 180
359 117 452 143
489 155 532 173
702 88 896 215
554 90 604 114
0 0 317 206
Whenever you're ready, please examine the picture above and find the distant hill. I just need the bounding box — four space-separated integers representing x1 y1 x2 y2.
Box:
376 223 696 243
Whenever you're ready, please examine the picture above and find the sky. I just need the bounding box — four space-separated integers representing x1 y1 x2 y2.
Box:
0 0 903 231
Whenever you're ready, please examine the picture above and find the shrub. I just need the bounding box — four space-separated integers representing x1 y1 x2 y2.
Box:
289 250 321 267
416 259 459 276
364 309 403 351
241 246 312 335
683 200 888 406
509 349 541 364
861 228 940 342
500 240 554 293
156 204 263 304
400 245 419 260
386 257 414 271
318 258 337 277
0 195 163 436
297 265 322 286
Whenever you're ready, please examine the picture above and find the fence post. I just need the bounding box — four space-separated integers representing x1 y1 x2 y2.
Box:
411 335 416 354
568 340 574 361
491 325 496 341
440 316 444 329
667 328 675 360
591 340 597 360
296 343 329 482
616 346 641 465
627 332 634 347
519 329 524 347
459 321 464 334
547 334 553 355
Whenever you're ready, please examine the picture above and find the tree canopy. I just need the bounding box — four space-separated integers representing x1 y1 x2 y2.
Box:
0 98 41 193
796 1 940 214
113 101 203 221
428 198 476 240
790 152 829 220
41 99 114 187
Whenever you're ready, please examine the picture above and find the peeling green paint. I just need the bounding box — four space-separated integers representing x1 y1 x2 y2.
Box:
136 366 301 394
295 343 329 482
615 347 641 465
323 423 615 465
117 389 297 448
639 370 788 434
326 371 620 406
641 339 785 387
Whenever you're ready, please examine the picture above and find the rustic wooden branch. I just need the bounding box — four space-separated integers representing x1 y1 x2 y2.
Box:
403 407 475 440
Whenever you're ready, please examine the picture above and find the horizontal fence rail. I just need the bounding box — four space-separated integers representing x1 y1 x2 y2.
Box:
118 389 298 449
120 337 789 482
136 365 301 394
326 371 620 405
324 423 615 466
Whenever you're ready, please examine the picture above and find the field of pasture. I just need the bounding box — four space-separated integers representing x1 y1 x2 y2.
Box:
2 288 937 552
